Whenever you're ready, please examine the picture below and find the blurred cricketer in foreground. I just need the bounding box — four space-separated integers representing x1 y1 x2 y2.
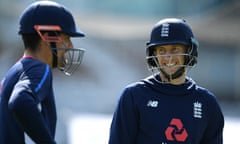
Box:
0 1 85 143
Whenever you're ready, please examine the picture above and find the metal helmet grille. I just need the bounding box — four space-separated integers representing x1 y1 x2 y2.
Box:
60 48 85 76
146 53 195 83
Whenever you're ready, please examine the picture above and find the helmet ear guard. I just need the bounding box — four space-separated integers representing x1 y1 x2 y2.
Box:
187 37 199 66
146 46 158 68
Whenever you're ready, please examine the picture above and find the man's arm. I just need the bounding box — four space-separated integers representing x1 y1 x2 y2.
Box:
8 86 56 144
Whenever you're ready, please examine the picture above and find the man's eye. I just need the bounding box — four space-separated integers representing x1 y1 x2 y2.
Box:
172 47 179 53
158 49 165 54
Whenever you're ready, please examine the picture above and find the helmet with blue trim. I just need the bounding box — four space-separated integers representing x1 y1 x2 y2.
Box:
146 18 198 69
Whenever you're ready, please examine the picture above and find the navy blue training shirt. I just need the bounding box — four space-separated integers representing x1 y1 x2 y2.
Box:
109 75 224 144
0 57 57 144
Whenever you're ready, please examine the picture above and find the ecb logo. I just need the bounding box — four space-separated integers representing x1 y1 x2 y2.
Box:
161 23 169 37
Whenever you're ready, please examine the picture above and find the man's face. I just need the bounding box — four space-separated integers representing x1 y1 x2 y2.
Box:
153 44 187 76
54 33 85 75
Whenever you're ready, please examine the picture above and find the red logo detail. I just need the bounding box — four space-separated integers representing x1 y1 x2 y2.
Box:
165 118 188 142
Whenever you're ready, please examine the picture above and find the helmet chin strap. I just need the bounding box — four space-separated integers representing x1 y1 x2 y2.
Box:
50 42 58 68
160 66 185 81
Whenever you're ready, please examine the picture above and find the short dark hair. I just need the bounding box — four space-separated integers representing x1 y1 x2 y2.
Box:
21 33 41 52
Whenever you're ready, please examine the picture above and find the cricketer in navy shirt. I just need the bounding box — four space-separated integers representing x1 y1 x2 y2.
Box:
0 57 56 144
109 75 224 144
0 1 86 143
109 18 224 144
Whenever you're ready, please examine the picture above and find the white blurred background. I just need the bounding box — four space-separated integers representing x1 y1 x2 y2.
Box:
0 0 239 143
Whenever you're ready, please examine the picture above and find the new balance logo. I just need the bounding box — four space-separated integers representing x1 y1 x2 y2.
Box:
147 100 158 107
